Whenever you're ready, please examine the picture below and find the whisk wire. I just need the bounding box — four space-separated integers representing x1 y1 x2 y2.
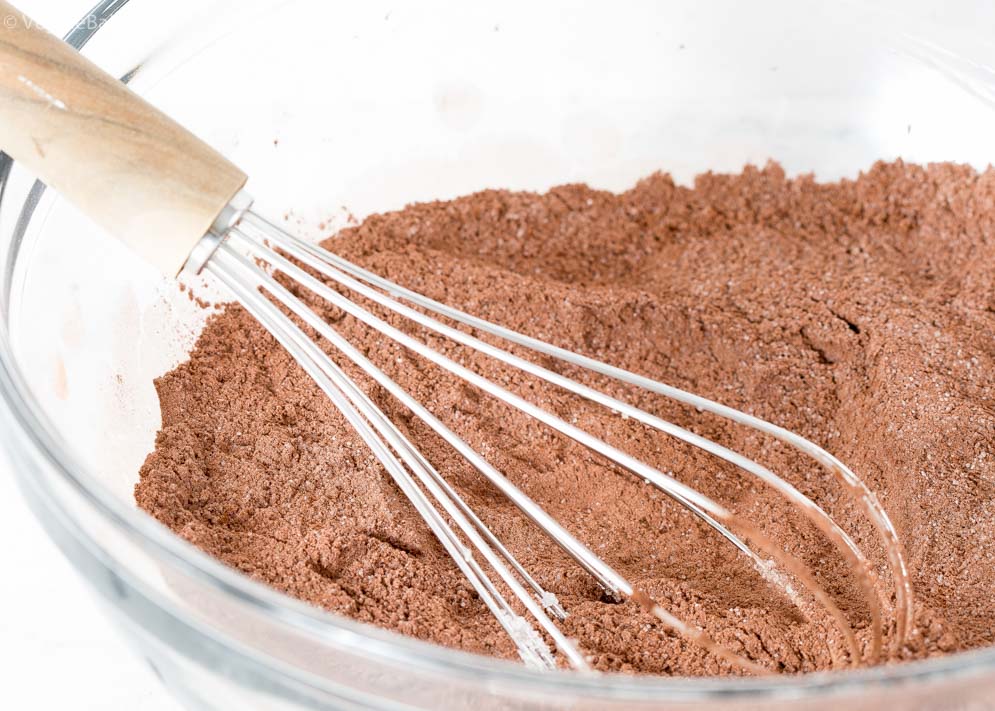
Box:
214 240 769 674
196 208 920 672
226 230 852 668
244 210 913 645
215 239 774 672
229 222 869 663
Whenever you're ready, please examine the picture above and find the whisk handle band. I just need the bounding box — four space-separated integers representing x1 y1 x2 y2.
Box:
0 2 248 275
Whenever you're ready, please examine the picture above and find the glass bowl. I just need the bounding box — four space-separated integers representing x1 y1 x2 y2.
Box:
2 1 995 708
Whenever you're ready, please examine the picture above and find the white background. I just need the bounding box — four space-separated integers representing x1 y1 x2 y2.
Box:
0 463 178 710
0 6 178 710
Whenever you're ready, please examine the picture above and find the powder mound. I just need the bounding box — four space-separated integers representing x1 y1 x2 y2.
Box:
136 160 995 675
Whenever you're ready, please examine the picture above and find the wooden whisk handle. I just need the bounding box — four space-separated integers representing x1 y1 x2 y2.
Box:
0 1 248 274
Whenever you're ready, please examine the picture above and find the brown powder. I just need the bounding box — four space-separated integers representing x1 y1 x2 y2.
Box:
135 160 995 675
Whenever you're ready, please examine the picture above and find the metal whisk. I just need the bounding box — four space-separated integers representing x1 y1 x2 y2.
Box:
200 208 913 673
0 3 913 673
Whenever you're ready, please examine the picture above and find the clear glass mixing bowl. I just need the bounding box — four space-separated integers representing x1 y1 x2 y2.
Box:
2 1 995 708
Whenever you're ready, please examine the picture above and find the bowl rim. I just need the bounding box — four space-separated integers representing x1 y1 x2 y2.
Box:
2 0 995 703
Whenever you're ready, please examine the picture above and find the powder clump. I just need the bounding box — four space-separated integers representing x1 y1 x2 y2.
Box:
135 160 995 675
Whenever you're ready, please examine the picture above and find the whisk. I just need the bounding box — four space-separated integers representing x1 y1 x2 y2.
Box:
0 4 913 673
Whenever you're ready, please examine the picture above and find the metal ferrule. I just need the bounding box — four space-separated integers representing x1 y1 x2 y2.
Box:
180 189 254 276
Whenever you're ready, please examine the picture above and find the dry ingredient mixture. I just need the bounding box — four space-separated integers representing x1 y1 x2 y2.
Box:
136 161 995 675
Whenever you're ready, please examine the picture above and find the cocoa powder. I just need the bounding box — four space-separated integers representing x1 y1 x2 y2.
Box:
135 161 995 675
